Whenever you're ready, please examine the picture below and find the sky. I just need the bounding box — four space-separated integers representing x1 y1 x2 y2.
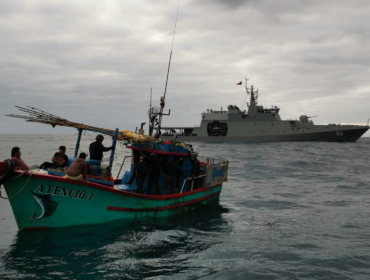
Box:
1 0 369 137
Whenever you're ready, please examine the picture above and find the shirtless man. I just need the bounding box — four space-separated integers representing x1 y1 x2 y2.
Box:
11 147 29 171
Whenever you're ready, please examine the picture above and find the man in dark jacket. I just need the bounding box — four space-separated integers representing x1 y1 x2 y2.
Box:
163 157 189 194
127 154 148 194
89 134 114 161
147 153 161 195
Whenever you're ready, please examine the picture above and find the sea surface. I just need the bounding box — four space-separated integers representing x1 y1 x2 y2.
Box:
0 134 370 280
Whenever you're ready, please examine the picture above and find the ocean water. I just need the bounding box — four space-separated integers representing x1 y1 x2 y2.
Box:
0 134 370 280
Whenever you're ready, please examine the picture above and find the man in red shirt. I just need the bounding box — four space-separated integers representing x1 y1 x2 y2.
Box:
11 147 29 171
64 152 87 181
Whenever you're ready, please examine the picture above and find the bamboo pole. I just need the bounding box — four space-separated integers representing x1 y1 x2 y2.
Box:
6 106 157 143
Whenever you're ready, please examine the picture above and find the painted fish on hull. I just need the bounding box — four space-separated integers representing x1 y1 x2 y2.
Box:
30 191 59 220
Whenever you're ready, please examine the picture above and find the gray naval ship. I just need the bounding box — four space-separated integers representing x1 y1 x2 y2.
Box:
156 79 369 143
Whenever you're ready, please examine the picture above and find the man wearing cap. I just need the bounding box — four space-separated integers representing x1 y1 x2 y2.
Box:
64 152 88 180
89 134 114 161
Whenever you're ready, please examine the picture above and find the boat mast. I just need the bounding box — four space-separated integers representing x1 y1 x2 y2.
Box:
148 87 154 136
154 4 179 138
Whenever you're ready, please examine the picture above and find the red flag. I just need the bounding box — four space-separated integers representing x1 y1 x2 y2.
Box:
236 81 242 85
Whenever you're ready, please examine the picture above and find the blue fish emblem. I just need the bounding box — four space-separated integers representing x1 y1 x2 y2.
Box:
30 191 59 220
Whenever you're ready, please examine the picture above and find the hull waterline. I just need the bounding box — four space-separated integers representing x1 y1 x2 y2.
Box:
162 127 369 143
4 172 223 231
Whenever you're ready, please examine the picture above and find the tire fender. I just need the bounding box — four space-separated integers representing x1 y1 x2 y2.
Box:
0 159 15 186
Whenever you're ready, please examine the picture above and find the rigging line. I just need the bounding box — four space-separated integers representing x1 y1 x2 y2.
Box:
1 172 32 200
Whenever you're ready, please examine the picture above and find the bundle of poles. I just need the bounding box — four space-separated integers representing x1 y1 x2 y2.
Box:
6 106 155 142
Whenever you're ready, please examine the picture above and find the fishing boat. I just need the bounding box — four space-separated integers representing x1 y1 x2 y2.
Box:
159 78 369 142
0 106 229 231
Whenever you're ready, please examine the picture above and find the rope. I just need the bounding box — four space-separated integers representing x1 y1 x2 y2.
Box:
0 171 33 200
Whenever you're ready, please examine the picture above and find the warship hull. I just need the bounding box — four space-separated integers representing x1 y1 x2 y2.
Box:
161 126 369 143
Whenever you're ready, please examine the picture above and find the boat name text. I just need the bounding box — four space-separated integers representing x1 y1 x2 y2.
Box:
34 184 93 201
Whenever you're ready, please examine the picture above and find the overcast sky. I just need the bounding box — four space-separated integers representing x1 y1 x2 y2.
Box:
1 0 369 138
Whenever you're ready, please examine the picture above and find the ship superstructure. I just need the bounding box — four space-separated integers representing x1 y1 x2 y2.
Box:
160 78 369 142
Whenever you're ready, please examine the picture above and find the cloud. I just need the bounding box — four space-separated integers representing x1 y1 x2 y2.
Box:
0 0 369 138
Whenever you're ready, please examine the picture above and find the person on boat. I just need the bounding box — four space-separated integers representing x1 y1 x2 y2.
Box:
89 134 114 161
190 153 202 189
39 146 68 170
11 147 29 171
127 154 148 194
147 153 161 195
163 157 189 194
64 152 87 181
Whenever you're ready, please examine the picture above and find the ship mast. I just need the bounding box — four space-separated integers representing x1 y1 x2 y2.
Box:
153 5 179 138
250 85 258 107
244 77 258 108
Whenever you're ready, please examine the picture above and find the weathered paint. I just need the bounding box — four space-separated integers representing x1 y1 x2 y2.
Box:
4 171 223 231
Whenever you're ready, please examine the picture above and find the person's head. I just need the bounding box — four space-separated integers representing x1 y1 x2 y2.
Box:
96 134 104 142
59 146 66 154
149 153 156 160
191 153 198 160
139 154 146 162
11 146 20 157
79 152 87 159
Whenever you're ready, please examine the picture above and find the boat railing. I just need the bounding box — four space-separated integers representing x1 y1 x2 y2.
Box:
116 156 132 180
180 174 208 194
198 156 229 167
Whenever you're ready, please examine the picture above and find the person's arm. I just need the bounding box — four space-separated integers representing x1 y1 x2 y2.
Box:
12 157 29 170
177 165 188 178
51 153 59 163
101 143 112 152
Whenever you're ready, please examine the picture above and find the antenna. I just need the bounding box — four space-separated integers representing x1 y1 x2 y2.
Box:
154 4 179 138
150 87 152 109
241 76 249 110
163 3 179 101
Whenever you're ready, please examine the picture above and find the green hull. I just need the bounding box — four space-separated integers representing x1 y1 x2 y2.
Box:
4 172 222 231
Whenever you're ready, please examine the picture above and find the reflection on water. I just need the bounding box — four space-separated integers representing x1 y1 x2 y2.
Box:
2 203 231 279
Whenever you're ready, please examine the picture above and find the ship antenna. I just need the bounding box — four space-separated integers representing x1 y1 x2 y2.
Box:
241 76 249 110
155 4 179 138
